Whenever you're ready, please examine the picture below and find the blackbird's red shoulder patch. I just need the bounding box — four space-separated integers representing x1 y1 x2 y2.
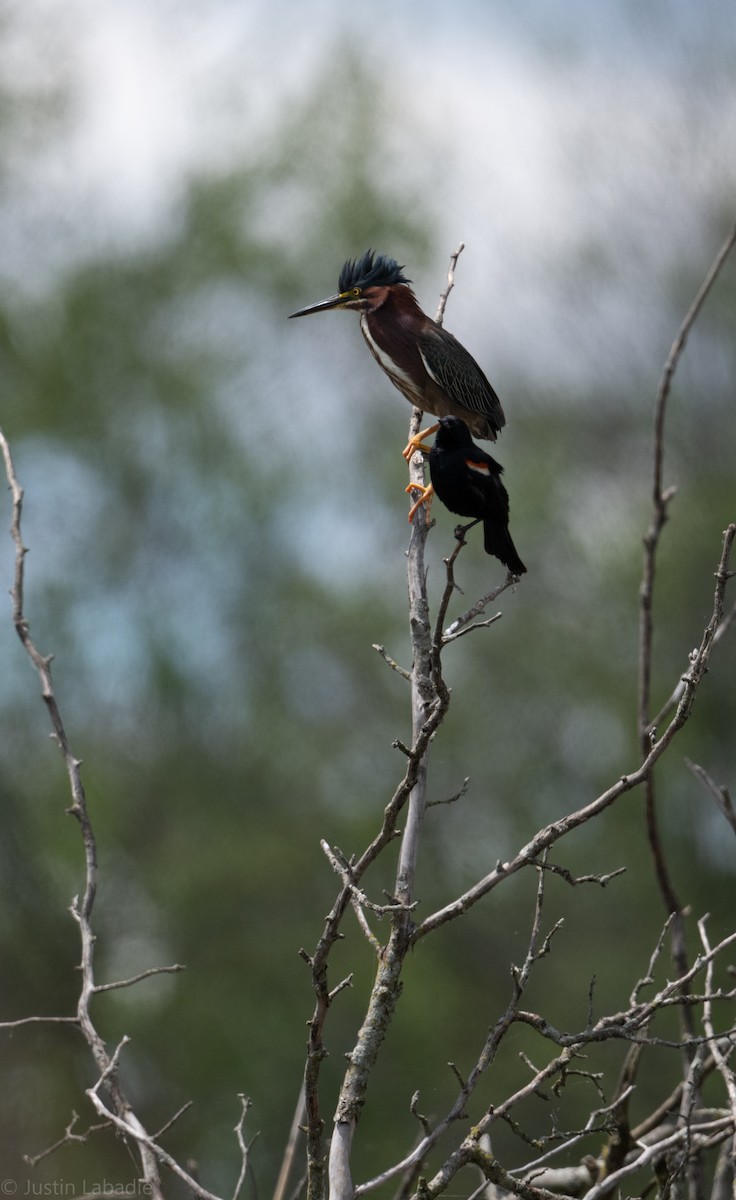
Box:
465 458 491 476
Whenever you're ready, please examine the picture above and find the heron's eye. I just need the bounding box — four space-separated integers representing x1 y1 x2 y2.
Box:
351 287 361 297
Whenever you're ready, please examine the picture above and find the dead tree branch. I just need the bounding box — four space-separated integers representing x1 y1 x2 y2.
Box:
0 428 248 1200
686 760 736 837
638 220 736 1049
416 523 735 942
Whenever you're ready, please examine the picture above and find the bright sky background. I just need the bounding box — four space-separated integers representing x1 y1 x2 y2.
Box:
5 0 735 394
9 2 735 242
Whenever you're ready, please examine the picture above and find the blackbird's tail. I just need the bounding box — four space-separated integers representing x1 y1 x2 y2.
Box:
483 521 527 576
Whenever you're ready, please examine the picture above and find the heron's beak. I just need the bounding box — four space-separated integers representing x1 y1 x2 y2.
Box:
288 293 349 318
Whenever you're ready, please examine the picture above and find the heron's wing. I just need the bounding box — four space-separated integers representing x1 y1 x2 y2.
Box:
417 327 505 431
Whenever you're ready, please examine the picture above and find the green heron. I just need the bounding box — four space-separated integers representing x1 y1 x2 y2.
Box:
288 251 506 455
425 417 526 576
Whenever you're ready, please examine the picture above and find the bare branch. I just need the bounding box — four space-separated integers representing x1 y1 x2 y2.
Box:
84 1099 223 1200
0 429 167 1197
444 579 514 640
698 919 736 1128
86 1039 254 1200
531 860 626 889
515 1088 635 1179
581 1115 735 1200
272 1084 306 1200
630 913 676 1007
233 1095 258 1200
448 1061 467 1090
23 1112 112 1168
153 1101 194 1140
0 1014 80 1029
434 242 465 326
357 859 560 1197
350 898 383 951
417 524 735 942
686 760 736 836
637 221 736 1055
328 976 355 1002
710 1137 735 1200
444 612 504 642
646 599 736 737
93 964 187 993
409 1092 432 1138
427 777 470 808
433 530 471 643
639 218 736 742
372 643 412 682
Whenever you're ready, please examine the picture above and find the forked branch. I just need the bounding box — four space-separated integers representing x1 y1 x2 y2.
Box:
0 429 247 1200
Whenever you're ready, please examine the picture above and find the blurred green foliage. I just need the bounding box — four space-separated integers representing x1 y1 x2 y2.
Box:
0 12 735 1199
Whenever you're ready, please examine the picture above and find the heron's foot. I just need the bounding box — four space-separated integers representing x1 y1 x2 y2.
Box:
405 482 435 524
402 423 439 461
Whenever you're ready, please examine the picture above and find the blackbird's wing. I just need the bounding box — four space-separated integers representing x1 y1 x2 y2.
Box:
417 327 505 430
464 456 510 522
465 456 525 572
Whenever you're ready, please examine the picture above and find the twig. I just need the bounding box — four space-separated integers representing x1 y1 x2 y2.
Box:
272 1084 306 1200
328 975 355 1002
372 643 411 682
433 533 470 647
513 927 736 1047
23 1112 112 1167
153 1100 194 1140
581 1116 735 1200
443 576 515 639
427 777 469 808
445 613 504 642
434 243 465 326
93 964 187 993
514 1088 635 1178
409 1092 432 1138
646 600 736 737
320 839 404 949
530 861 626 888
629 913 676 1007
697 919 736 1127
271 1084 306 1200
408 1094 429 1137
233 1095 257 1200
685 759 736 836
85 1042 256 1200
86 1053 223 1200
0 1014 80 1029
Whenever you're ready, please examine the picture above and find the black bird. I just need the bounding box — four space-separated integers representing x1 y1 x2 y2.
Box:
428 417 526 575
289 251 505 451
